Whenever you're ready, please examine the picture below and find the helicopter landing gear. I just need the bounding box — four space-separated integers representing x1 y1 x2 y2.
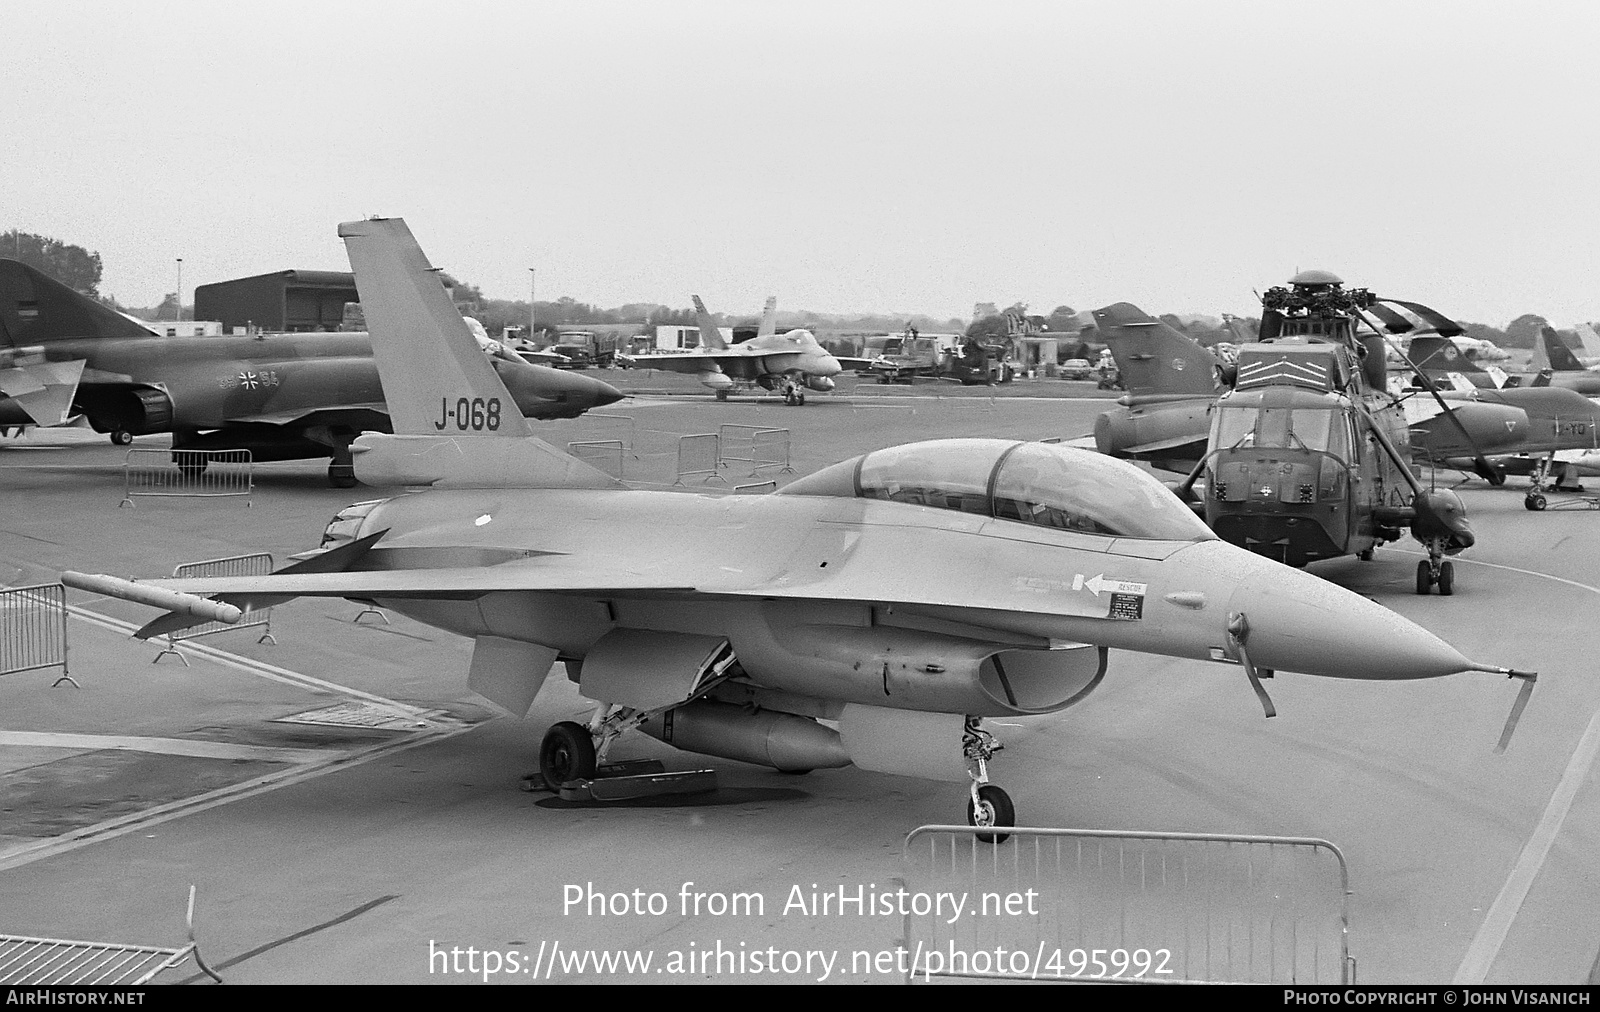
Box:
1415 541 1453 595
963 717 1012 843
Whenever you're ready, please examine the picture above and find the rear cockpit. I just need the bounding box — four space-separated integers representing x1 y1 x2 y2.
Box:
778 438 1215 541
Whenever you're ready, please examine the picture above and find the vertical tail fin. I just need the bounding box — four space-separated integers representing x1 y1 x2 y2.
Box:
757 296 778 338
1538 326 1585 372
0 259 156 348
339 218 532 438
691 295 729 350
1090 303 1224 400
337 218 617 489
1409 335 1483 374
1575 322 1600 361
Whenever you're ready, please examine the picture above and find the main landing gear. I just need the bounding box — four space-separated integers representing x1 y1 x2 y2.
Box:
110 430 133 446
963 717 1013 843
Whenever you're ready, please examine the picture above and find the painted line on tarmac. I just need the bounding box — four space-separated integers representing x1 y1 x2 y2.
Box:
1454 708 1600 983
1405 551 1600 983
0 721 474 873
0 730 338 764
174 894 401 982
64 603 438 721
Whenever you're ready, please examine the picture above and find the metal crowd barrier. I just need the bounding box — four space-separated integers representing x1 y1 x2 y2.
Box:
121 448 253 508
586 413 638 458
674 433 724 485
0 583 75 687
0 886 221 985
901 826 1352 985
717 424 794 476
152 553 276 665
567 439 626 479
734 480 776 494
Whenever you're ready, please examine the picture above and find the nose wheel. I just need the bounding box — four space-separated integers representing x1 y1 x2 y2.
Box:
1415 557 1454 595
962 717 1013 843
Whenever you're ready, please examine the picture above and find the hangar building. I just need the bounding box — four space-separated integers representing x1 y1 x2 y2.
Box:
194 270 359 333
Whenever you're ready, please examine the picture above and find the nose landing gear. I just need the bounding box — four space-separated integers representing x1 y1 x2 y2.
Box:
963 717 1013 843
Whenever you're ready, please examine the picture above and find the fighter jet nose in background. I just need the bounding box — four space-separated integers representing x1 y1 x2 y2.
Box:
1171 541 1478 682
819 353 843 376
490 357 623 417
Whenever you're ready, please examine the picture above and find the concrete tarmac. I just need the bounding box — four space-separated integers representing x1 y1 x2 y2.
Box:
0 389 1596 984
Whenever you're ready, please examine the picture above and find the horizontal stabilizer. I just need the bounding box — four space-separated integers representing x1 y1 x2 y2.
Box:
350 432 621 489
2 359 84 426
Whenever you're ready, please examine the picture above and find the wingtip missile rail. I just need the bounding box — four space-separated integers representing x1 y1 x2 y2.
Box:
59 571 243 625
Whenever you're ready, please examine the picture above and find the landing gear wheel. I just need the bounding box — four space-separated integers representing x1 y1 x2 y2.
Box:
967 785 1014 844
796 389 806 406
1416 559 1434 595
1357 548 1374 562
1437 560 1454 596
1525 493 1547 511
539 721 597 791
715 389 729 401
110 430 133 446
328 463 358 488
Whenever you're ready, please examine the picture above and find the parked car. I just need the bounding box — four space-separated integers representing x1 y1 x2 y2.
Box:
1059 358 1093 380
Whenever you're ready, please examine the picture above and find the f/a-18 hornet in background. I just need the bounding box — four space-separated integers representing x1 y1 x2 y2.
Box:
64 221 1536 838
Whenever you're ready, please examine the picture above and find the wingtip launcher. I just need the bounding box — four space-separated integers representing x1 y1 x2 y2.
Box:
59 571 242 625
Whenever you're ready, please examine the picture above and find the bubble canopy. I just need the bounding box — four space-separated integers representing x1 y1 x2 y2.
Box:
778 438 1216 541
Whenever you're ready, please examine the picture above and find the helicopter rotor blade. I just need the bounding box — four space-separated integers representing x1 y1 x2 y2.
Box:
1353 305 1499 484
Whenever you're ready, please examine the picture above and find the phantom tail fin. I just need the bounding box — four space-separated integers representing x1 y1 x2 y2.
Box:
1091 303 1224 400
0 259 155 349
691 295 729 350
757 296 778 338
338 218 617 489
1575 322 1600 361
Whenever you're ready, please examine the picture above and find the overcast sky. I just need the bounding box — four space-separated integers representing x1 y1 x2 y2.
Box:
5 1 1598 325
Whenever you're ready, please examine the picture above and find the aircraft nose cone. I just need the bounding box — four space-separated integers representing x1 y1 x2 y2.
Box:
591 378 625 407
820 354 842 376
1170 541 1474 681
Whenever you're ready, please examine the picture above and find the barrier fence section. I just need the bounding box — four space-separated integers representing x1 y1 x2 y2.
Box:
567 439 625 479
901 826 1352 985
586 413 638 458
0 886 221 985
121 448 253 507
717 424 793 476
0 583 74 687
675 433 724 485
153 553 275 663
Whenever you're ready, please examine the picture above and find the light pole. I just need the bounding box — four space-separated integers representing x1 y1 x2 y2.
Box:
175 258 183 322
528 267 536 342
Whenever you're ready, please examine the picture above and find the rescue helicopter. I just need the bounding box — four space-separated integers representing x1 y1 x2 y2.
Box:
1170 271 1480 596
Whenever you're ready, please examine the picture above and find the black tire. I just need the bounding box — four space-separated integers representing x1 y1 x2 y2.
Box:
1525 493 1547 511
1358 548 1374 562
1438 560 1454 596
966 784 1015 844
539 721 597 790
1416 559 1433 595
111 430 133 446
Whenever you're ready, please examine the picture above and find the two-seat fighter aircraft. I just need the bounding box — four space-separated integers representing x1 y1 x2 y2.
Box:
629 295 841 404
0 258 623 485
63 220 1535 836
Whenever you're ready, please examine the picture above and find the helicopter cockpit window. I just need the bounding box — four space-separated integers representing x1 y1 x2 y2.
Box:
990 442 1216 540
855 439 996 515
1213 405 1348 456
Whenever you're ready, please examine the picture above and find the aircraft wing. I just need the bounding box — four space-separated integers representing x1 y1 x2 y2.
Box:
1120 433 1208 456
834 356 875 371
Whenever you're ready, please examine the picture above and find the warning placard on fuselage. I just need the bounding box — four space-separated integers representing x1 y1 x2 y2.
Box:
1107 592 1145 620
